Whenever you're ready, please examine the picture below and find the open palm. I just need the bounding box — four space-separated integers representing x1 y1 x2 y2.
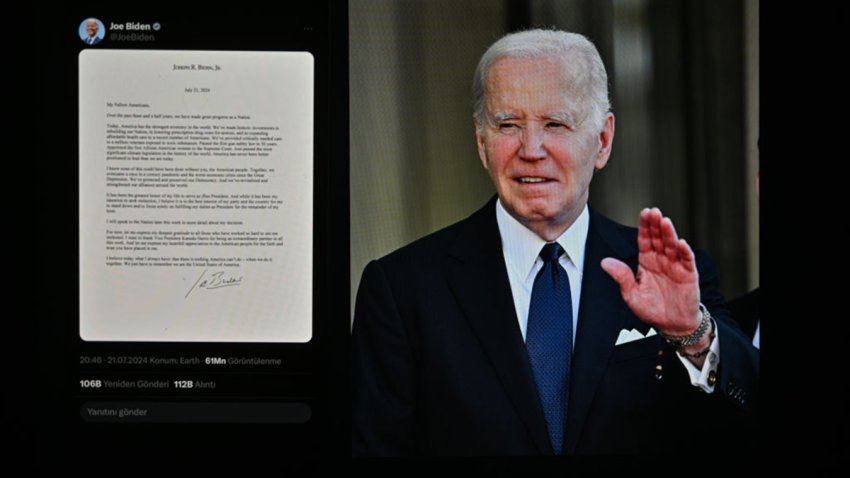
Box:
601 208 701 336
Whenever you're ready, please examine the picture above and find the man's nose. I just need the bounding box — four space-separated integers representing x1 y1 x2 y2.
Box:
519 125 546 160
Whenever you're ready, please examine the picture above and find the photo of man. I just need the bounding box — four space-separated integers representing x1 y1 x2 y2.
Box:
79 18 104 45
351 25 759 456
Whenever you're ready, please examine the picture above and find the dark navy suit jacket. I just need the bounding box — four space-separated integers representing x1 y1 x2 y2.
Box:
352 197 758 455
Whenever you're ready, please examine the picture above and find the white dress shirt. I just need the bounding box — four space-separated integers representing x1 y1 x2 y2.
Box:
495 199 719 393
496 199 586 344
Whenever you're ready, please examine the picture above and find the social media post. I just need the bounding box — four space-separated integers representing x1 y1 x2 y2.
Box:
33 4 348 459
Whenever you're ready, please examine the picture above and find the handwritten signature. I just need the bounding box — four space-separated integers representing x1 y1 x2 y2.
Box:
185 268 243 298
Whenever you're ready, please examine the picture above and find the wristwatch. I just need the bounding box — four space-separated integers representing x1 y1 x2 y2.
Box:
659 303 713 348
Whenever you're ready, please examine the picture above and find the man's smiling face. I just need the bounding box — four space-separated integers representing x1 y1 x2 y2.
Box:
475 55 614 240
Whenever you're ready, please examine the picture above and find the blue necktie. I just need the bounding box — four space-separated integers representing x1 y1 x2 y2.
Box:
526 242 572 454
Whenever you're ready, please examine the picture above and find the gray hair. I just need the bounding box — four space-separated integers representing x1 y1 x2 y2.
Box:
472 29 610 132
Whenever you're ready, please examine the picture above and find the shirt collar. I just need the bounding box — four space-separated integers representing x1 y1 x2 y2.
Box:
495 199 589 282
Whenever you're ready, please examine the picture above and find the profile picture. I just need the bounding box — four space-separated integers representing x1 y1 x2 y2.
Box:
79 18 105 45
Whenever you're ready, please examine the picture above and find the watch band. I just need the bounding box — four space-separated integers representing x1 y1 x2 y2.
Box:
659 303 713 348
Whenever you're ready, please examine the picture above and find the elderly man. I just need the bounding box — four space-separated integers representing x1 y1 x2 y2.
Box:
352 29 758 456
84 19 102 45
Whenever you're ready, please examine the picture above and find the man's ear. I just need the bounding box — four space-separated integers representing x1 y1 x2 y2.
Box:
594 113 615 170
475 117 489 171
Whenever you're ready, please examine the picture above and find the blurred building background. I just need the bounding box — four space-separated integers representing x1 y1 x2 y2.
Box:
350 0 759 314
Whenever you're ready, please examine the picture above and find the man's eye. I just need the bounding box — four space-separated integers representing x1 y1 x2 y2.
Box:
498 123 519 130
546 122 568 129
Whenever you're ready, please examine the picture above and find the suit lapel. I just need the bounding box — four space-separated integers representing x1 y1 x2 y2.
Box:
446 197 554 455
564 209 638 453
